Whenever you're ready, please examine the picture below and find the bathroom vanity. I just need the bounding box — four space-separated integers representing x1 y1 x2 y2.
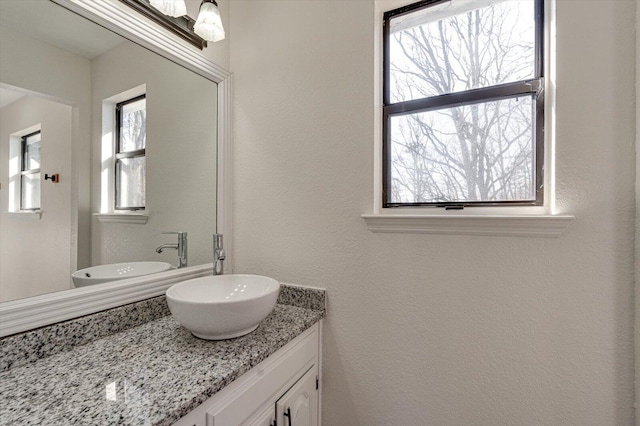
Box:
0 284 325 425
0 0 322 422
176 322 320 426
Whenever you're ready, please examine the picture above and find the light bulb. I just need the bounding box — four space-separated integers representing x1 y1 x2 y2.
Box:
149 0 187 18
194 0 225 42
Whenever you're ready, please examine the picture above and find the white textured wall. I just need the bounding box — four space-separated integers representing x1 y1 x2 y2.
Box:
90 41 217 268
0 96 73 301
230 0 636 424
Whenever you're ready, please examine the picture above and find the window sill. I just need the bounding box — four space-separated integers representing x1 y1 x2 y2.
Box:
94 212 149 224
361 213 574 237
3 211 41 219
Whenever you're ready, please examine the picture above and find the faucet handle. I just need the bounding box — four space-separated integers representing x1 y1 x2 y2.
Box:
213 234 225 276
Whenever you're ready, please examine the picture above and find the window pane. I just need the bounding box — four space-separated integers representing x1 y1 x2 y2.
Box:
389 95 535 204
23 132 41 171
116 157 146 209
389 0 536 103
21 172 40 210
119 98 146 152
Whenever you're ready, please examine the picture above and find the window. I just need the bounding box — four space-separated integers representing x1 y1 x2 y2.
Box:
20 131 41 211
115 95 146 210
383 0 544 208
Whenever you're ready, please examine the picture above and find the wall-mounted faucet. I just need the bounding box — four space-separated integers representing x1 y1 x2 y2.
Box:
213 234 225 275
156 232 187 268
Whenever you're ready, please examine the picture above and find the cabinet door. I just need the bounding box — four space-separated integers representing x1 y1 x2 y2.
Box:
276 367 318 426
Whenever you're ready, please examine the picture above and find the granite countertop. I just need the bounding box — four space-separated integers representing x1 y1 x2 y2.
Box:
0 286 325 426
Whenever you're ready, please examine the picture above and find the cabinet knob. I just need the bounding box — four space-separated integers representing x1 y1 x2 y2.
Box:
283 407 292 426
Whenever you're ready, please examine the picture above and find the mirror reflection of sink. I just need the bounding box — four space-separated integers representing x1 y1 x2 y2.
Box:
166 274 280 340
72 262 174 288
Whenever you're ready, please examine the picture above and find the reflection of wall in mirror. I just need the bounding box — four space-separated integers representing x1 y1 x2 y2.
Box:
0 27 92 302
90 41 217 268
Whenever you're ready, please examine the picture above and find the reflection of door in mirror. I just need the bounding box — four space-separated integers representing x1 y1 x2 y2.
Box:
0 0 217 303
0 91 74 301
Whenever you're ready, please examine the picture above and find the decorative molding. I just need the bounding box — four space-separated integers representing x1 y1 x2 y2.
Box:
3 211 41 220
361 214 575 237
217 75 234 273
93 212 149 224
0 264 213 337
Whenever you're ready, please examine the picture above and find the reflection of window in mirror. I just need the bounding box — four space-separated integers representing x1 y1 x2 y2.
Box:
115 95 146 210
20 131 42 211
7 124 42 213
100 84 146 214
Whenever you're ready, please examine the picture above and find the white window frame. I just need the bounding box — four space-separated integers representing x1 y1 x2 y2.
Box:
363 0 574 237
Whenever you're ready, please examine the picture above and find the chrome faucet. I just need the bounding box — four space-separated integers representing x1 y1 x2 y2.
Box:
213 234 226 275
156 232 187 268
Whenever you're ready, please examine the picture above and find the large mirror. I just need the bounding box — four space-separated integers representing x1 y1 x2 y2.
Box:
0 0 218 304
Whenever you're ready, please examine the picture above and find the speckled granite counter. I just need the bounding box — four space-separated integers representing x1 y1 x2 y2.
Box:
0 285 325 426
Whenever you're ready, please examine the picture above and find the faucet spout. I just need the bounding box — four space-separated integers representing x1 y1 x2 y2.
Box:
156 243 178 254
156 232 187 268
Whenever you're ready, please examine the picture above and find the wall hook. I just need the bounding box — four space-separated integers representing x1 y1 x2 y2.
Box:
44 174 59 183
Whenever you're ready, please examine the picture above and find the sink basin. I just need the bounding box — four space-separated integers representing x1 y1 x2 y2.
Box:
72 261 174 288
166 274 280 340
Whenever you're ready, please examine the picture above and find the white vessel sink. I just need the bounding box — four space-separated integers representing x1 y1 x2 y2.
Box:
72 261 173 288
166 274 280 340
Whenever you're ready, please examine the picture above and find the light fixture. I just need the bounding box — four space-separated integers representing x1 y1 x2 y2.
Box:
194 0 225 42
149 0 187 18
119 0 225 49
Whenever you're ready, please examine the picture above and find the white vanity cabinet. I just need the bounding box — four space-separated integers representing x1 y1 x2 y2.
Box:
174 322 322 426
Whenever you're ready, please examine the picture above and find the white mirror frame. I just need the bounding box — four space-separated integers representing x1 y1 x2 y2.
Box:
0 0 233 337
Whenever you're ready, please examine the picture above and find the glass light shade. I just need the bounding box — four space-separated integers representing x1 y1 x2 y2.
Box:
194 1 225 42
149 0 187 17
